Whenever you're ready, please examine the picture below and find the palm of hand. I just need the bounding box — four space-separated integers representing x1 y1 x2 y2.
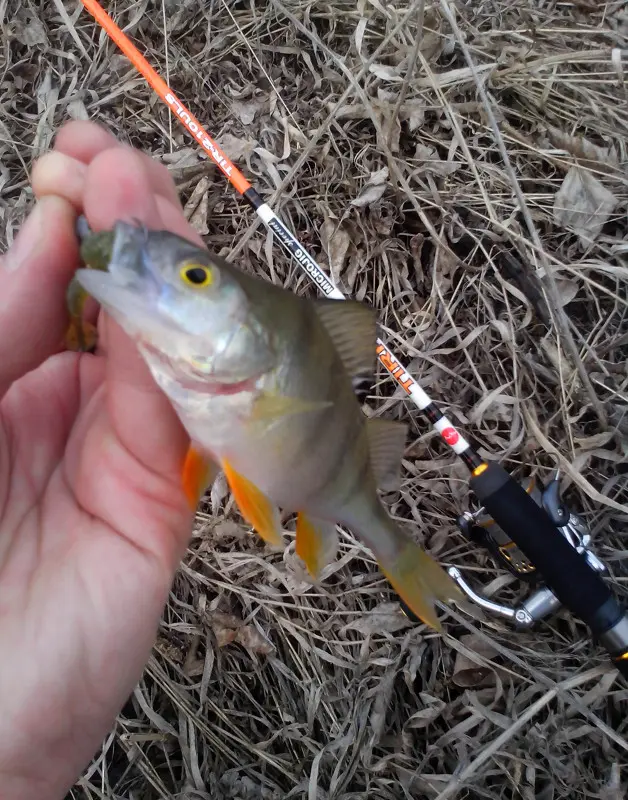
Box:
0 121 205 798
0 350 180 787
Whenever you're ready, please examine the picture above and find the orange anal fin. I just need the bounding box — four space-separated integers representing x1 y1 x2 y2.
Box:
295 512 339 579
182 445 217 509
222 459 284 547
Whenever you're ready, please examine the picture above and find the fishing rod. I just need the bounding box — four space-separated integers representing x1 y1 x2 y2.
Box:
78 0 628 677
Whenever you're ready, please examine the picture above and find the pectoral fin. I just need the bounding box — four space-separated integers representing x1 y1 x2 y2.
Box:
250 391 332 425
182 445 219 508
222 458 284 547
295 512 339 579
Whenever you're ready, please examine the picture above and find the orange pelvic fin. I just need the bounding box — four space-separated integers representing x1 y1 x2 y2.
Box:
222 458 284 547
182 445 217 509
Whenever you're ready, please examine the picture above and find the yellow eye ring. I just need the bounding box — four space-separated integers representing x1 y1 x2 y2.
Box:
180 263 213 288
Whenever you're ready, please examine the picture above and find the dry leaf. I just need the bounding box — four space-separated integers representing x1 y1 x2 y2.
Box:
321 216 351 282
351 183 387 208
545 125 620 172
216 132 257 162
452 634 499 688
355 16 368 58
66 98 89 121
554 277 580 306
209 613 274 656
183 176 210 235
553 167 618 246
369 63 403 82
340 602 413 635
415 63 494 90
232 99 263 126
16 15 48 47
161 148 202 168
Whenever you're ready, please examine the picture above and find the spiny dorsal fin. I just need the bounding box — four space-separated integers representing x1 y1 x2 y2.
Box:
366 417 408 491
313 298 377 380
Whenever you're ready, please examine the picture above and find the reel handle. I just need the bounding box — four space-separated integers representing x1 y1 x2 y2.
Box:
470 462 628 676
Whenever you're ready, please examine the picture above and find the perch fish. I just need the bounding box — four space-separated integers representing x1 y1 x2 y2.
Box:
72 219 463 630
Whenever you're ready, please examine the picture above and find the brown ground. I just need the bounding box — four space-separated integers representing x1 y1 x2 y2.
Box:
2 1 628 798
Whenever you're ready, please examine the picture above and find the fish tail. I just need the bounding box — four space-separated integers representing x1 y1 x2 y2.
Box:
362 515 463 632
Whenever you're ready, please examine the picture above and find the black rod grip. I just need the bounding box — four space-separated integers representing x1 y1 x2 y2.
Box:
469 462 611 628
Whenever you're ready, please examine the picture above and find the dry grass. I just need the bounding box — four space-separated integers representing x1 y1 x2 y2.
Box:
2 0 628 798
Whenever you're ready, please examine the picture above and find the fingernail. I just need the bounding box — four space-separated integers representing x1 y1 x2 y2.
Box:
1 200 45 272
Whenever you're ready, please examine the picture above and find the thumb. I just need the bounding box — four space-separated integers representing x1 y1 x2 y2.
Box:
0 196 78 400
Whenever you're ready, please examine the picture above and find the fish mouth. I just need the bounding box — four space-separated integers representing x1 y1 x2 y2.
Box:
75 220 178 340
140 340 260 396
75 219 268 394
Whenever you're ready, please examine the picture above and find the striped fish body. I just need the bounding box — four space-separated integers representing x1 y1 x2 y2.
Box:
178 289 377 522
74 221 463 629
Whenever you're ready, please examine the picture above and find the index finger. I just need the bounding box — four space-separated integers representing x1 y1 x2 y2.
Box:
33 120 184 213
83 146 201 482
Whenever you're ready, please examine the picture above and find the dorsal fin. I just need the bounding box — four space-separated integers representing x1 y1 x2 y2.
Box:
313 298 377 380
351 373 374 403
366 417 408 491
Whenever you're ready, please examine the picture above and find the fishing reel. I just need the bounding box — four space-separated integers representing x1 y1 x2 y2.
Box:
449 472 606 629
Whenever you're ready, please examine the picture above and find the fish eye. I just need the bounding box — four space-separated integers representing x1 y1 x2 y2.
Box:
180 263 213 288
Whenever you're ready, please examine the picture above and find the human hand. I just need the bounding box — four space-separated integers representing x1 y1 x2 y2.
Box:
0 120 205 798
